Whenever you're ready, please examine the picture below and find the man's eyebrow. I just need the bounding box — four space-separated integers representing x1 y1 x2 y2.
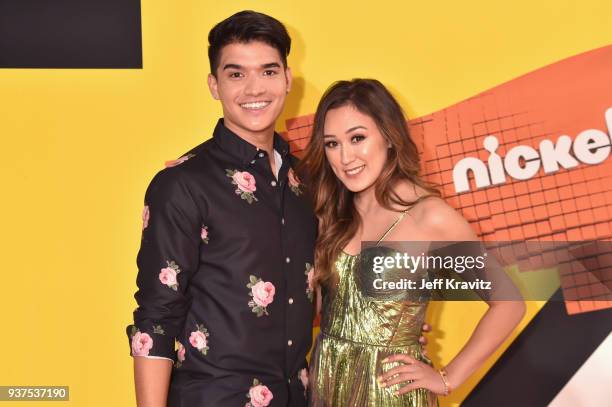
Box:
222 63 242 70
262 62 281 69
346 125 367 133
222 62 281 71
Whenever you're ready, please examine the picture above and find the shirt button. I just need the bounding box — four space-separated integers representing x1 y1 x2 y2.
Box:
281 218 285 225
288 340 293 346
271 180 277 187
288 298 294 304
285 257 291 263
250 159 256 164
288 378 291 384
258 152 265 158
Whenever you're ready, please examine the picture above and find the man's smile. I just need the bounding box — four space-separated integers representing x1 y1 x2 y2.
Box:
239 101 271 110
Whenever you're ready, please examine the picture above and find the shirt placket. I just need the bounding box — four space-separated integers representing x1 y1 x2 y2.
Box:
252 147 295 384
276 160 296 385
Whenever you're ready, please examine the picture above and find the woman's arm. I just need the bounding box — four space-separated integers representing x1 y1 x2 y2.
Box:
441 300 525 391
379 299 524 395
379 199 525 395
134 357 173 407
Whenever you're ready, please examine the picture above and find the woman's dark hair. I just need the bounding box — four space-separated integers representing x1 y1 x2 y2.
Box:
300 79 440 286
208 10 291 75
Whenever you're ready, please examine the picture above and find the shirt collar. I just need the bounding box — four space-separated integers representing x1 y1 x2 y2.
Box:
213 119 290 167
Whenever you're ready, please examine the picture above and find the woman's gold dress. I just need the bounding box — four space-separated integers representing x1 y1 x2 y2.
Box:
310 214 437 406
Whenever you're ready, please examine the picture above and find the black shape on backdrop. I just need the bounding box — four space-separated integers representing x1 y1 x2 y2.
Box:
462 288 612 406
0 0 142 68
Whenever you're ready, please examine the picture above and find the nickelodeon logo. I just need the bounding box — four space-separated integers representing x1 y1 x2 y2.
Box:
452 108 612 193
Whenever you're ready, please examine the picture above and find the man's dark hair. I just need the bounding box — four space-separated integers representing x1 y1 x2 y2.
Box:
208 10 291 76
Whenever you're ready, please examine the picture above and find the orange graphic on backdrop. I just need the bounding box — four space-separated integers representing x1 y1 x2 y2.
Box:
283 45 612 315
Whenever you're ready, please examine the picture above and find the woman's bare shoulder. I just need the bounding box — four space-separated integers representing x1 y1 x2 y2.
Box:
408 196 478 241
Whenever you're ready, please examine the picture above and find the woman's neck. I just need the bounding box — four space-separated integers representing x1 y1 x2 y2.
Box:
353 185 378 215
354 180 420 214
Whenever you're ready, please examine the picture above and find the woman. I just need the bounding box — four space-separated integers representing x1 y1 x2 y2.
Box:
301 79 525 406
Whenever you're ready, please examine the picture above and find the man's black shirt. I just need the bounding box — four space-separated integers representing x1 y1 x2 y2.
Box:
127 119 317 406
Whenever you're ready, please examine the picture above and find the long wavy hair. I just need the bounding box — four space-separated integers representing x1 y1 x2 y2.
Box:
299 79 439 287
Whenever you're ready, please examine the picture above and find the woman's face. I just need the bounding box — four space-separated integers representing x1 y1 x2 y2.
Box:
323 104 389 193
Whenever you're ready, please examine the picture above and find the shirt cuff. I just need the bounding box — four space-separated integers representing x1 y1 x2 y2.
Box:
126 324 177 361
134 355 174 362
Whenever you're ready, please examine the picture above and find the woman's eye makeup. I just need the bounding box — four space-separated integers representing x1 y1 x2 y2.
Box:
324 133 365 148
324 140 338 148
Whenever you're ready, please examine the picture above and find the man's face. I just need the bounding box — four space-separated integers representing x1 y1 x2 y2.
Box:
208 41 292 138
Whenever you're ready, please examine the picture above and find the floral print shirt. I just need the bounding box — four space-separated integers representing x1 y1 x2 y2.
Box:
127 120 316 406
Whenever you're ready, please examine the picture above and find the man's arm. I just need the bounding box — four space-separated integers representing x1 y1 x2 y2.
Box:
127 168 204 405
134 357 173 407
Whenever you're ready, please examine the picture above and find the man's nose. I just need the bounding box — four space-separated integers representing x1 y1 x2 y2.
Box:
244 75 265 96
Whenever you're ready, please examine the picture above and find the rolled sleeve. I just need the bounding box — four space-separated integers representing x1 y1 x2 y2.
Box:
127 169 202 360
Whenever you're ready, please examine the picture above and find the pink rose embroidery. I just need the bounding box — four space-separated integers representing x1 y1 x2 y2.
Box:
159 260 181 291
189 324 210 355
226 169 258 204
233 171 257 193
142 205 150 230
288 168 303 196
252 281 276 307
299 368 309 395
175 341 186 368
247 275 275 317
165 153 195 168
177 342 186 362
305 263 314 302
246 379 273 407
130 329 153 357
201 226 209 244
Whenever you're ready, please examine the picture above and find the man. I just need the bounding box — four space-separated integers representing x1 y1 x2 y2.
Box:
127 11 315 406
127 10 428 406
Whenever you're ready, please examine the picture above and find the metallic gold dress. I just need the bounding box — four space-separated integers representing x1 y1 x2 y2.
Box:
310 213 437 406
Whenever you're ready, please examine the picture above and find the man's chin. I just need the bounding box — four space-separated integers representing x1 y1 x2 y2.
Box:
239 120 276 134
224 113 279 136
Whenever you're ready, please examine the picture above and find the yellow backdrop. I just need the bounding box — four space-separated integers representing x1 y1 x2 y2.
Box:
1 1 610 406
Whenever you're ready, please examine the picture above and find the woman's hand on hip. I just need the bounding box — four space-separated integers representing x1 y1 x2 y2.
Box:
377 354 445 395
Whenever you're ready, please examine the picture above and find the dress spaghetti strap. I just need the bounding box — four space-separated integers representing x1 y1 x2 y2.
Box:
374 194 438 245
375 208 410 245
